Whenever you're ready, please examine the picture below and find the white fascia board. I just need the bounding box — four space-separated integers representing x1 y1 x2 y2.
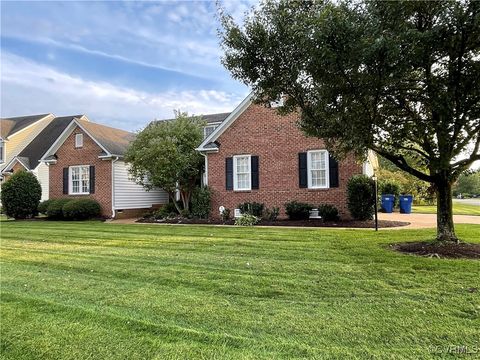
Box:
196 92 254 152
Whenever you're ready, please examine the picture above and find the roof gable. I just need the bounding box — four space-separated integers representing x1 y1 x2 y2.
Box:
0 114 54 139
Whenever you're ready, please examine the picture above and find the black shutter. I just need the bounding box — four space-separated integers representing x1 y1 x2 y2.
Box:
89 166 95 194
298 153 307 188
225 157 233 190
63 168 69 194
329 154 339 188
251 156 259 190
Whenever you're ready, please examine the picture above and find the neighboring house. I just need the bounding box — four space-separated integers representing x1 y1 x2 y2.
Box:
1 115 81 201
197 93 375 219
40 117 168 218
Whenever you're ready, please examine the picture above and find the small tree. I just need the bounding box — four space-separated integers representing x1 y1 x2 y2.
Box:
347 175 376 221
125 111 205 213
1 170 41 219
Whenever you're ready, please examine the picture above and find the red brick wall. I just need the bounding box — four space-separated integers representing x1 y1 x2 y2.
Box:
207 103 363 219
49 126 112 217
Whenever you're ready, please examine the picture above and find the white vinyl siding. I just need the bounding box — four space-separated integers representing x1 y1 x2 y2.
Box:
35 163 50 201
307 150 329 189
69 165 90 195
0 141 4 163
113 161 168 209
233 155 251 191
75 133 83 148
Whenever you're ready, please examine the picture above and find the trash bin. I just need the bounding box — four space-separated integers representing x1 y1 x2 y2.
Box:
399 195 413 214
381 194 395 213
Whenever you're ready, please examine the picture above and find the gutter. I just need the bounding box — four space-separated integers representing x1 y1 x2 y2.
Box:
111 156 119 218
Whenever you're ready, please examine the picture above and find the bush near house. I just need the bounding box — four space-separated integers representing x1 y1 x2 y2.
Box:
238 202 265 217
38 199 53 215
378 180 401 207
347 175 376 221
46 199 72 219
317 204 339 222
191 186 212 219
62 199 101 220
284 201 313 220
234 213 259 226
263 207 280 221
0 171 42 219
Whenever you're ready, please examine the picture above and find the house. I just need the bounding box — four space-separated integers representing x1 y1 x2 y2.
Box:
1 115 81 200
197 93 374 219
40 117 168 218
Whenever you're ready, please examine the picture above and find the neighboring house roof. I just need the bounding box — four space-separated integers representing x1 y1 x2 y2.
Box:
197 93 255 152
0 114 53 139
77 119 135 156
152 112 231 126
41 117 135 161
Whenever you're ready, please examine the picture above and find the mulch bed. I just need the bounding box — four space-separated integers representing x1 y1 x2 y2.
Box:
137 217 409 228
392 241 480 259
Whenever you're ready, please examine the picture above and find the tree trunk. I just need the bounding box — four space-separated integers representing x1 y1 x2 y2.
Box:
169 192 182 214
436 178 458 243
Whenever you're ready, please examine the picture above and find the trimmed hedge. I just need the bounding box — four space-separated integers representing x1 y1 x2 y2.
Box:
191 186 211 219
238 202 265 217
46 199 72 219
284 201 313 220
317 204 339 221
347 175 376 221
62 199 101 220
38 199 53 215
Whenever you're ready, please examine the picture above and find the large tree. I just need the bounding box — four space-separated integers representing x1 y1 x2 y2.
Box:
219 0 480 242
125 112 205 213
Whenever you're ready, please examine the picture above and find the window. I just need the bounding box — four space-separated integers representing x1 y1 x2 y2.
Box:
0 140 4 163
233 155 251 191
69 165 90 194
307 150 329 189
203 125 217 139
75 133 83 148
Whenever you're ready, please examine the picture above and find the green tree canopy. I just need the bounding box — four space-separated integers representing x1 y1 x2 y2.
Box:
125 111 205 213
219 0 480 242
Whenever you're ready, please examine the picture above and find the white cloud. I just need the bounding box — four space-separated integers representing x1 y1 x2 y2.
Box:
0 53 246 131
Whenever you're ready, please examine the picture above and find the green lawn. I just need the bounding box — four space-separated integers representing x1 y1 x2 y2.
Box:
1 221 479 359
412 203 480 216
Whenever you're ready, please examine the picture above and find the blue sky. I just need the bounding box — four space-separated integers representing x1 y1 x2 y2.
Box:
0 1 255 131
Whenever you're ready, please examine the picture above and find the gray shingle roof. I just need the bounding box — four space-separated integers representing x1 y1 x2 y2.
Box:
16 116 75 169
153 112 231 126
0 114 52 138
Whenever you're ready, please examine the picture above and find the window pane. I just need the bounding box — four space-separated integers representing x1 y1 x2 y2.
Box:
311 170 326 187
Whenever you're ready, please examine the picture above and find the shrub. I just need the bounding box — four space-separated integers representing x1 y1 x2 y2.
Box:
46 199 72 219
220 208 231 222
191 186 211 219
62 199 101 220
317 204 339 221
238 202 264 217
154 202 178 219
284 201 313 220
347 175 376 221
38 199 53 215
235 213 259 226
379 180 400 206
0 171 42 219
180 209 191 218
264 207 280 221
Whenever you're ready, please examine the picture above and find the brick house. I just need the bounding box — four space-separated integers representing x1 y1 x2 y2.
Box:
197 93 375 219
41 117 168 218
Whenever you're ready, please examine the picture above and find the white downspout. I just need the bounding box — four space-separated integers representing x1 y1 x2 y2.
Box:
200 152 208 186
111 157 119 218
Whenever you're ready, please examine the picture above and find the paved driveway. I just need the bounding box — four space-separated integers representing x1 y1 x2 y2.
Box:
379 212 480 229
454 198 480 206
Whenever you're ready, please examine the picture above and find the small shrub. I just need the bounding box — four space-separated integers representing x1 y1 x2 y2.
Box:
317 204 339 221
0 171 42 219
154 202 178 219
46 199 73 219
284 201 313 220
180 209 191 218
264 207 280 221
379 180 400 206
220 208 231 222
235 213 259 226
238 202 264 217
38 200 53 215
347 175 375 221
62 199 101 220
191 186 211 219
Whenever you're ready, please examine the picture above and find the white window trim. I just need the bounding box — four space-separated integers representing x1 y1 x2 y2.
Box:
233 154 251 191
203 125 217 139
307 150 330 189
75 133 83 148
69 165 90 195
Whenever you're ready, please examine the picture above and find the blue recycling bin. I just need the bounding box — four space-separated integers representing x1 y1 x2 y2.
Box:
399 195 413 214
381 194 395 213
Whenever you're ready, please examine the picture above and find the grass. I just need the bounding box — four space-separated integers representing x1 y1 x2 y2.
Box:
1 221 479 359
412 203 480 216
